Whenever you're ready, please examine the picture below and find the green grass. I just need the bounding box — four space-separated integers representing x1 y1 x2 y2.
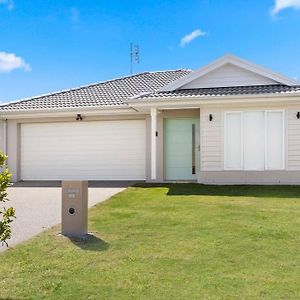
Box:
1 184 300 299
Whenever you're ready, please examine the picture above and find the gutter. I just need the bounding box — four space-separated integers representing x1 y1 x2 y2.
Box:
126 92 300 107
0 105 141 119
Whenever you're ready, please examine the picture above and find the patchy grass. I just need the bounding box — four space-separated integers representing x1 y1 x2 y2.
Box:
1 184 300 299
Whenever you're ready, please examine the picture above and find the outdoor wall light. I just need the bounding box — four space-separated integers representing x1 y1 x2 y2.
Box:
297 112 300 119
209 114 213 122
76 114 83 121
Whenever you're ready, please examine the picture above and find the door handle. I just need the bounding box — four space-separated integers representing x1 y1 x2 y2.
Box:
192 124 196 175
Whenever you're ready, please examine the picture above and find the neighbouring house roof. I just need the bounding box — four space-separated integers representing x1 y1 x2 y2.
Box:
133 85 300 100
0 70 191 112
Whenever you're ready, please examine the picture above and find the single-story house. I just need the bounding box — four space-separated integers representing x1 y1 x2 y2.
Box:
1 54 300 184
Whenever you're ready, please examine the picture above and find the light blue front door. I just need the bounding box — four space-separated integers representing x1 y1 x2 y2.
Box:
164 118 200 180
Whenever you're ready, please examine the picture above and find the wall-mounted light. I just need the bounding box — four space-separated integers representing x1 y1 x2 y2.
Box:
76 114 83 121
209 114 213 122
297 112 300 119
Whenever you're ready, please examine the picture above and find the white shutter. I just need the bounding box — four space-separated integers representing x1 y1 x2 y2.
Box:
265 111 284 170
225 112 242 169
243 111 265 170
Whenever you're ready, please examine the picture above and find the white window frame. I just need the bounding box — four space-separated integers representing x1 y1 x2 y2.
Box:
224 109 285 171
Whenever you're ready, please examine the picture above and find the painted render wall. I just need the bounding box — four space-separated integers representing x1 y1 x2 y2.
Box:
199 104 300 184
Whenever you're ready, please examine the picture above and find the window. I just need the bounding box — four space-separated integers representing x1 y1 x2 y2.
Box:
224 110 284 170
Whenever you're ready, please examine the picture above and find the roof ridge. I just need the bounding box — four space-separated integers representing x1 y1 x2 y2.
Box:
0 69 190 108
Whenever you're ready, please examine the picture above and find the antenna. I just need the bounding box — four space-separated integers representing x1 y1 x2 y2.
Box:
130 43 140 74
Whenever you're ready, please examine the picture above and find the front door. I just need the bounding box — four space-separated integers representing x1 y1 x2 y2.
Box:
164 118 200 180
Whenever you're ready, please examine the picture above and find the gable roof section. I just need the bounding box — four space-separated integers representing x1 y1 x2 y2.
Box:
0 69 191 112
160 54 299 91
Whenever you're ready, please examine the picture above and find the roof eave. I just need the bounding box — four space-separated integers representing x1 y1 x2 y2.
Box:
0 104 140 119
127 92 300 107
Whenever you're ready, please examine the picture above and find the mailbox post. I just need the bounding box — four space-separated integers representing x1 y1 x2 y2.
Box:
61 181 88 237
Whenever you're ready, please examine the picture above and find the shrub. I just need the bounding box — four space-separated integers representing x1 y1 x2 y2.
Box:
0 152 15 246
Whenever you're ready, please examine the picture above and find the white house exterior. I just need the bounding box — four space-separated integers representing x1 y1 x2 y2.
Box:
1 54 300 184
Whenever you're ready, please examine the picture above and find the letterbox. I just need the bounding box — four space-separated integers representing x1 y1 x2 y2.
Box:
61 181 88 237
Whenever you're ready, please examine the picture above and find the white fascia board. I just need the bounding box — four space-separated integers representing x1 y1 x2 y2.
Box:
0 106 140 120
159 54 300 92
128 93 300 108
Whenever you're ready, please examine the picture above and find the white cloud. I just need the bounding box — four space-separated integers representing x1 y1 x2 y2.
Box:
0 51 31 73
180 29 206 47
0 0 14 10
271 0 300 15
70 7 80 23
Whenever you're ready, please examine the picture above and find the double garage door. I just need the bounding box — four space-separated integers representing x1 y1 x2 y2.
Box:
20 120 146 180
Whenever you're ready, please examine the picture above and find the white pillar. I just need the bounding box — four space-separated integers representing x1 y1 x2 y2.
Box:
3 119 7 154
151 107 157 180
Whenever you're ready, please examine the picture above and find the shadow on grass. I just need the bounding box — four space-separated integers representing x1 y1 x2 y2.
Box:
68 234 110 252
134 183 300 199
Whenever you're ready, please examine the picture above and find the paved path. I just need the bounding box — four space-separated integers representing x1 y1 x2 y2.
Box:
0 181 131 252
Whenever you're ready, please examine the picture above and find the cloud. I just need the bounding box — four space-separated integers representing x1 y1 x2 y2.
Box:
70 7 80 23
271 0 300 15
180 29 206 47
0 51 31 73
0 0 14 10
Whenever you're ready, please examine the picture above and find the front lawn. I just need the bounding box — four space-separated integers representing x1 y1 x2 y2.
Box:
1 184 300 299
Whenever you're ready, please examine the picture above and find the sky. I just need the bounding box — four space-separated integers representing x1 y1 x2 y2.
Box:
0 0 300 102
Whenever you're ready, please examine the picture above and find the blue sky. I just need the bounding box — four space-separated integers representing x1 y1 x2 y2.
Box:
0 0 300 102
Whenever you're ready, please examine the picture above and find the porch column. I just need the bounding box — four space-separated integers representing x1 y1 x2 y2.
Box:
150 107 157 180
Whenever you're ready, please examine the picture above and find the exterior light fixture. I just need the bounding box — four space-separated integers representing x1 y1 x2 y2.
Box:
209 114 213 122
297 112 300 119
76 114 83 121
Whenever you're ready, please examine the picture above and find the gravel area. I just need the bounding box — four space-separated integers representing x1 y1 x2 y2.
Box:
0 181 131 252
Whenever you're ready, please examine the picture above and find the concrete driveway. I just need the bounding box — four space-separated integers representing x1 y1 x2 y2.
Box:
0 181 133 252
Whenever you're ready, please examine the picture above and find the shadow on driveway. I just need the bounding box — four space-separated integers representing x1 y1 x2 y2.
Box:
11 180 143 188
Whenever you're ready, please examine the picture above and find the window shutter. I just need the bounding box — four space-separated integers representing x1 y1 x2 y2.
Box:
225 112 242 169
265 111 284 170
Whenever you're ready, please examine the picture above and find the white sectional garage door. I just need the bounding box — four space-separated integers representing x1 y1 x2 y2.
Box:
20 120 146 180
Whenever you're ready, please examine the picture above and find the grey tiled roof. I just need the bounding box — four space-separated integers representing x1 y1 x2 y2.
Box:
136 85 300 100
0 70 191 112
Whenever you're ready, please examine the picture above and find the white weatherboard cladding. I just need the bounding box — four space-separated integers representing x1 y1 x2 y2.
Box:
181 64 278 89
287 108 300 170
200 108 223 171
20 120 146 180
200 106 300 172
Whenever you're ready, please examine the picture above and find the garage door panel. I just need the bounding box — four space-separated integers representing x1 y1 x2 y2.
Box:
21 120 146 180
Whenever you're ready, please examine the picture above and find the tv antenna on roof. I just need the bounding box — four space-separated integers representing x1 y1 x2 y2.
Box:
130 43 140 74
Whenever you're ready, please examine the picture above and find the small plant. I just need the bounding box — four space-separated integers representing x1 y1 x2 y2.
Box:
0 152 15 246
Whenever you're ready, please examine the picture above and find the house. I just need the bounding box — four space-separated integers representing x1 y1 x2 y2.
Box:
1 54 300 184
